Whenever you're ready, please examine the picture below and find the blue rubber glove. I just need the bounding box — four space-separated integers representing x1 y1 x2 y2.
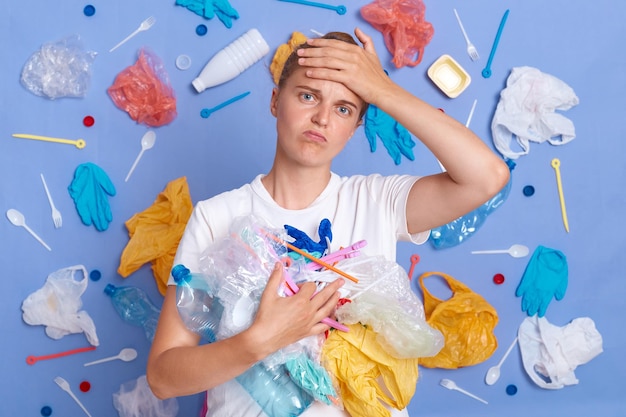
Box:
68 162 116 231
364 104 415 165
516 245 568 317
175 0 239 28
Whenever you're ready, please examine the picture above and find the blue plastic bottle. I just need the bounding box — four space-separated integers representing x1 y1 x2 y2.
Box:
430 159 516 249
171 264 313 417
171 264 224 343
104 284 161 342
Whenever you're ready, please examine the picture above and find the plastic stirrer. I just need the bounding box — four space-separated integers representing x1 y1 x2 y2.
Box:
277 0 346 15
482 9 509 78
465 99 478 128
201 91 250 118
84 347 137 366
27 346 96 365
551 158 569 232
12 133 86 149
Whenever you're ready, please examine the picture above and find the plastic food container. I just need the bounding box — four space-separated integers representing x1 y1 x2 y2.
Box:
427 54 471 98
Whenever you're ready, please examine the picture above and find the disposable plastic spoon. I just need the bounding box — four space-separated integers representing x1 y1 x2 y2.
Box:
277 0 347 15
125 130 156 182
440 378 488 404
6 209 51 251
83 347 138 366
471 244 529 258
485 337 518 385
54 376 93 417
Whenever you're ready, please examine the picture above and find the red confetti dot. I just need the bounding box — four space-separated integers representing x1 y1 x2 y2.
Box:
79 381 91 392
493 273 505 285
83 115 95 127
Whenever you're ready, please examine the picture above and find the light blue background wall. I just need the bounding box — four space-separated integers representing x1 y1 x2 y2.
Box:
1 1 624 416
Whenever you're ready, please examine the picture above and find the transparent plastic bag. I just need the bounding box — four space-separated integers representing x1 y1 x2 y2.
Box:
113 375 179 417
20 35 96 99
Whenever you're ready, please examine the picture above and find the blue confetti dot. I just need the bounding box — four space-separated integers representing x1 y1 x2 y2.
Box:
83 5 96 16
196 24 208 36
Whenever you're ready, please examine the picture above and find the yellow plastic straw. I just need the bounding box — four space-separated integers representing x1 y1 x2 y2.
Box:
551 158 569 233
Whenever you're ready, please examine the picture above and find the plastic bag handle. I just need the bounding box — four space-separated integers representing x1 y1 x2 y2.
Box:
418 271 473 317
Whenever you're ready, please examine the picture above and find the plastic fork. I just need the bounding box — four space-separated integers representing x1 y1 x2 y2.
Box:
440 378 488 404
54 376 93 417
453 9 479 61
40 173 62 228
109 16 156 52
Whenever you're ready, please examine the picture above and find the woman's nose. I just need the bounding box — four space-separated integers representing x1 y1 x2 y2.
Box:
312 105 330 127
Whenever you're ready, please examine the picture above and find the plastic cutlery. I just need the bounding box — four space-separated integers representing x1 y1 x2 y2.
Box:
453 8 479 61
26 346 96 365
84 347 138 366
551 158 569 232
110 16 156 52
482 9 510 78
6 208 51 251
201 91 250 118
485 337 518 385
125 130 156 182
440 378 488 404
471 244 529 258
41 173 62 228
54 376 93 417
277 0 346 15
465 99 478 128
12 133 86 149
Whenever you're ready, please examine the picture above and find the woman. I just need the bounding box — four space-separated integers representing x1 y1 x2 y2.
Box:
147 28 509 416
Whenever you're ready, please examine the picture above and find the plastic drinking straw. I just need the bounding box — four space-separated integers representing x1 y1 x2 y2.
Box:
551 158 569 232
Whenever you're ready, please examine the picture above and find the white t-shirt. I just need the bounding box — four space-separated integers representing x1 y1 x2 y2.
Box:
170 172 429 417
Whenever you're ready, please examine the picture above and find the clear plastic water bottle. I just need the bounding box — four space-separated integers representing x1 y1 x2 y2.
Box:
430 159 516 249
104 284 161 342
192 28 270 93
171 264 224 343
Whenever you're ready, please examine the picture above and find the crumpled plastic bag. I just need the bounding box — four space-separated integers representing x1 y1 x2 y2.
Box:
518 315 603 389
491 66 579 160
270 32 307 85
68 162 116 232
113 375 179 417
21 265 99 346
108 48 177 127
118 177 193 295
20 34 97 99
417 271 498 368
361 0 434 68
322 323 419 417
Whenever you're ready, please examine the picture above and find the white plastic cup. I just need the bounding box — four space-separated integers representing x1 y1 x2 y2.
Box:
192 28 270 93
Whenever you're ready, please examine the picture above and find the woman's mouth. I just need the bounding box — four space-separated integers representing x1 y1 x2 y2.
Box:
304 130 327 143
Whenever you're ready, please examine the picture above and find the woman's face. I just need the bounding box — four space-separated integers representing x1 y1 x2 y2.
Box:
270 67 363 169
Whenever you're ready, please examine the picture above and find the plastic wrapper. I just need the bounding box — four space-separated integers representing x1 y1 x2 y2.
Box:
319 255 444 359
20 35 96 99
360 0 434 68
113 375 179 417
429 159 515 249
108 48 177 127
417 271 498 369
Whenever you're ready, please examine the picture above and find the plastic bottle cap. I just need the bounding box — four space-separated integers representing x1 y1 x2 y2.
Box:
493 273 505 285
41 405 53 416
523 185 535 196
176 55 192 70
103 283 116 296
79 381 91 392
506 384 518 395
83 5 96 16
83 115 95 127
171 264 190 283
196 24 208 36
89 269 101 281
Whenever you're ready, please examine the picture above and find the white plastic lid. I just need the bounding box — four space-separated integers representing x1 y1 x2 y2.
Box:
175 54 192 71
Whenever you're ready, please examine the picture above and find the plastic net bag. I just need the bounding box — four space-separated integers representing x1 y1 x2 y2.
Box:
20 35 96 99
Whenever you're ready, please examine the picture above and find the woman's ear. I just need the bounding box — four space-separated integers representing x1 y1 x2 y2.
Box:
270 87 279 117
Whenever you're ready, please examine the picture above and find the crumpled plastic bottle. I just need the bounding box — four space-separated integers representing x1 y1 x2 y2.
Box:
430 159 516 249
104 284 161 342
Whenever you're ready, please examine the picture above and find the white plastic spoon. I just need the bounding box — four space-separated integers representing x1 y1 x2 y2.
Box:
485 337 518 385
6 209 51 251
471 244 529 258
83 347 137 367
125 130 156 182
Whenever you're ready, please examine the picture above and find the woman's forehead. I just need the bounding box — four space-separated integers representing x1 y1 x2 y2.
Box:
283 68 362 104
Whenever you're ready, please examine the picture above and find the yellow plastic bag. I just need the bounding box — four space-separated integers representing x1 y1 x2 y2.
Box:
322 323 419 417
417 272 498 369
118 177 193 295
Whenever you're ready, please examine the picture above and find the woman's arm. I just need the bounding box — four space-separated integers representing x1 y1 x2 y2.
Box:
297 28 510 234
147 263 344 399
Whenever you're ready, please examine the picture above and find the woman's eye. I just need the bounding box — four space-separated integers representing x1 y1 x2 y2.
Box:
301 93 314 101
338 106 351 116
